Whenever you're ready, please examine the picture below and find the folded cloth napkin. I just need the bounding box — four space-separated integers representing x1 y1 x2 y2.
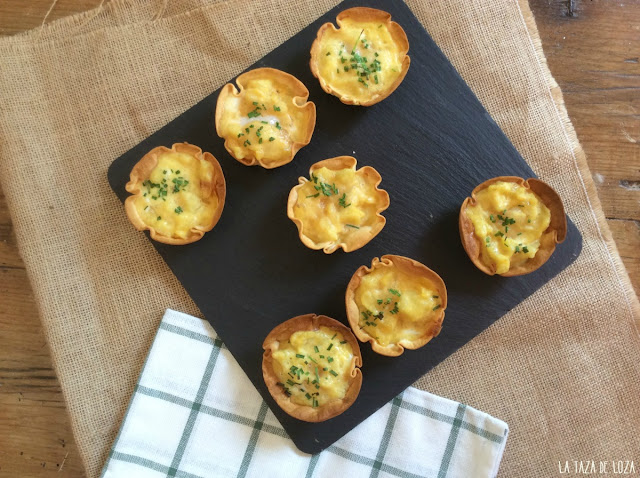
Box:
100 310 508 478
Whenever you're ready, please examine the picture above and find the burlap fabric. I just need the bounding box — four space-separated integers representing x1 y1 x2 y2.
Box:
1 1 639 476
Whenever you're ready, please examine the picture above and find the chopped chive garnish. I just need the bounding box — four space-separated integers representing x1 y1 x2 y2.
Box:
523 246 529 253
308 355 318 363
346 224 360 229
296 354 305 358
331 333 337 340
274 106 281 111
157 216 161 221
329 370 338 377
433 305 441 311
433 295 439 299
275 122 281 130
327 357 333 363
340 340 347 344
306 193 320 198
314 346 319 353
269 137 275 142
174 206 183 214
327 343 333 351
389 288 401 297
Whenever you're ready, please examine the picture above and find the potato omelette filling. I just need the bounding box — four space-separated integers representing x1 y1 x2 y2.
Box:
132 152 218 239
354 267 442 347
218 79 307 165
293 167 381 245
271 327 354 408
316 18 404 101
465 181 551 274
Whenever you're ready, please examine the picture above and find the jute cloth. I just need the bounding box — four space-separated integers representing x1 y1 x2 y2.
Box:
1 1 638 476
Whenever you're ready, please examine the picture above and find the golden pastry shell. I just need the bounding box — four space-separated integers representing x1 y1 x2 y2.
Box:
345 255 447 357
262 313 363 422
309 7 411 106
459 176 567 277
124 142 226 245
214 67 316 169
286 156 390 254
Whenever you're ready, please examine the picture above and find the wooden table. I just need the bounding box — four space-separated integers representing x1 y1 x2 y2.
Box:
0 1 638 476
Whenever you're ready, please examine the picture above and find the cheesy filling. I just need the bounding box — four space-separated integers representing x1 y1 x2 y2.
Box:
271 326 354 408
354 266 442 347
219 78 307 165
132 152 218 239
465 181 551 274
292 167 380 245
316 18 405 102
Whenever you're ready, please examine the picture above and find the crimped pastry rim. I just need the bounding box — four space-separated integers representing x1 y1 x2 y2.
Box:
124 142 226 245
214 67 316 169
262 313 363 422
459 176 568 277
309 7 411 106
286 156 390 254
345 255 447 357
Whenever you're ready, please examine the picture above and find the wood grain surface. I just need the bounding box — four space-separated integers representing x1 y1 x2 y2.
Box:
0 0 638 476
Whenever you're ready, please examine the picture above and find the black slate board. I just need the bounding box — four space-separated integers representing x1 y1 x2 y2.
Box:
108 0 582 454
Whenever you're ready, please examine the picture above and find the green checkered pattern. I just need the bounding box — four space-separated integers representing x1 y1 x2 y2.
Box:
101 310 508 478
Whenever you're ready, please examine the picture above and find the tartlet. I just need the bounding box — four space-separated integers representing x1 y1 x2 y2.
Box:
345 255 447 357
459 176 567 276
215 67 316 169
309 7 410 106
124 142 226 245
287 156 390 254
262 314 363 422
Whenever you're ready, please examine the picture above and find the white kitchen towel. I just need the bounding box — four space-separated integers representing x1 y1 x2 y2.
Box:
101 309 509 478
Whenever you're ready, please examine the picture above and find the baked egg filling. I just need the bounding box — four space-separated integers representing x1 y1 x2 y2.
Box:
218 78 307 165
131 151 218 239
465 181 551 274
316 18 405 102
354 266 442 347
271 326 354 408
292 166 382 245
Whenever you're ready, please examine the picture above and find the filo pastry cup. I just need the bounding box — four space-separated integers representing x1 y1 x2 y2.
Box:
287 156 389 254
215 67 316 169
124 142 226 245
262 314 362 422
459 176 567 276
346 255 447 357
310 7 410 106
